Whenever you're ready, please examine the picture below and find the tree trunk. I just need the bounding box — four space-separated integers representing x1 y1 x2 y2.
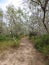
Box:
42 10 49 34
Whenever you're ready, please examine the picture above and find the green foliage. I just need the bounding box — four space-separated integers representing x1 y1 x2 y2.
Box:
0 39 20 50
0 34 20 41
0 35 11 41
0 35 20 49
29 31 37 38
34 34 49 56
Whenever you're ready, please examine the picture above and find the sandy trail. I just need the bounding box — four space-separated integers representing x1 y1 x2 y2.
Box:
0 37 45 65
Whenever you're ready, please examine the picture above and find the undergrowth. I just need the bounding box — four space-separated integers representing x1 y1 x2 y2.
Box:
0 34 20 50
29 34 49 63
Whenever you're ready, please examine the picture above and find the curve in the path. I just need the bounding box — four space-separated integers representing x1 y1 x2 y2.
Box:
0 37 45 65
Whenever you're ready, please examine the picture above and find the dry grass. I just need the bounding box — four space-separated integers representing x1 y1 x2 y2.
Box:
0 39 20 50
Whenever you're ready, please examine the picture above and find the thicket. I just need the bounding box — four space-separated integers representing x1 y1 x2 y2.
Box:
29 34 49 60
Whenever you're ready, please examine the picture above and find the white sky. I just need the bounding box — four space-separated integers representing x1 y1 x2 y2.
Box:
0 0 32 17
0 0 23 11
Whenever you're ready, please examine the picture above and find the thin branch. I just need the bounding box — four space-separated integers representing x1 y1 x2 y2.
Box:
37 0 43 7
31 0 43 9
31 0 39 5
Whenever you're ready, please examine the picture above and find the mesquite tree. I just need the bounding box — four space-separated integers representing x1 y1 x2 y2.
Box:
27 0 49 33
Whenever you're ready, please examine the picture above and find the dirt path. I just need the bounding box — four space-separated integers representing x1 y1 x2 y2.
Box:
0 37 45 65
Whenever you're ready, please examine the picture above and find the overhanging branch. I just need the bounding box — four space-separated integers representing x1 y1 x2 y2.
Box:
31 0 39 5
31 0 43 9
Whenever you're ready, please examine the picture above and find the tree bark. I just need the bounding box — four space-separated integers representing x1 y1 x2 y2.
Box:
42 10 49 33
42 0 49 34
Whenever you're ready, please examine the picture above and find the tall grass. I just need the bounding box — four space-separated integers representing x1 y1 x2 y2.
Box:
0 34 20 50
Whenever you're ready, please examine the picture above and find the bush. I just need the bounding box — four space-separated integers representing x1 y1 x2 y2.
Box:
29 31 37 37
0 34 20 49
0 35 6 41
0 34 20 41
0 35 20 50
35 34 49 56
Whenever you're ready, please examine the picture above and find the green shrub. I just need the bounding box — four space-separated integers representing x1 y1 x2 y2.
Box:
0 38 20 49
0 34 20 50
35 34 49 56
0 35 6 41
0 34 20 41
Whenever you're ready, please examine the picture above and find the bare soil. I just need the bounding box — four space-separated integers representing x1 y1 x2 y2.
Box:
0 37 46 65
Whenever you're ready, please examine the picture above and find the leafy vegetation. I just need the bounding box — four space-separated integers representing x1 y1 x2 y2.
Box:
0 35 20 50
35 35 49 55
29 34 49 57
